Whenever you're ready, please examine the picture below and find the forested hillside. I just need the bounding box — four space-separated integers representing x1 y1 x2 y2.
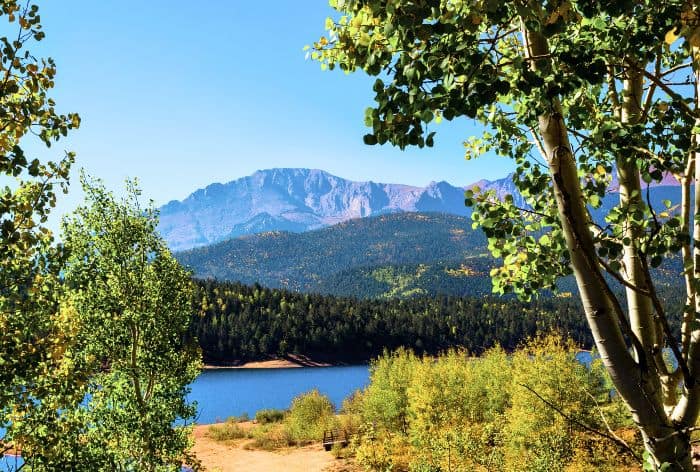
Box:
178 207 685 299
192 279 593 363
177 212 490 295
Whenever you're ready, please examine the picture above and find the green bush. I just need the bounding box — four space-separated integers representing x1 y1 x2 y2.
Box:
284 389 336 443
361 347 418 434
349 334 640 471
246 423 294 450
407 348 510 471
255 408 286 424
502 335 607 472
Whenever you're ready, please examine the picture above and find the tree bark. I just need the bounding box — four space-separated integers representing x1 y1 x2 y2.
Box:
671 40 700 430
524 27 692 470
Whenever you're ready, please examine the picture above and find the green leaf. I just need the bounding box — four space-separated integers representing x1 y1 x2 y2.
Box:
363 134 378 145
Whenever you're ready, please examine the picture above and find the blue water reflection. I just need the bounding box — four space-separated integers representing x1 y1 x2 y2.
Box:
187 365 370 424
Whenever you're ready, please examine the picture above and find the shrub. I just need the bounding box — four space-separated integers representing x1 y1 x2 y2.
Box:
208 419 250 442
284 389 336 443
502 334 610 472
246 423 294 450
255 408 286 424
354 432 410 471
348 334 640 471
361 347 418 434
407 348 510 471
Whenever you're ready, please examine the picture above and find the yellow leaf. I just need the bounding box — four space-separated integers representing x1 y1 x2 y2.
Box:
665 28 680 45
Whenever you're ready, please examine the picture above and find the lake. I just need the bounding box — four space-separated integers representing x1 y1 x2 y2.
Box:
187 365 370 424
0 365 370 471
188 352 597 424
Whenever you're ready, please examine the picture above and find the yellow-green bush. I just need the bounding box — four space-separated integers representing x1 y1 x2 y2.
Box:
361 347 418 434
354 430 411 471
407 348 510 471
349 334 640 471
207 418 251 441
284 389 336 443
502 336 608 472
246 422 294 450
255 408 285 424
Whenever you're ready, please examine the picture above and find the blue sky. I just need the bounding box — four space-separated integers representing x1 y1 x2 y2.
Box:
30 0 512 222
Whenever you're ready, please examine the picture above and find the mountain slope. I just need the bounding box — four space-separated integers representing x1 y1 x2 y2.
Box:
176 184 684 298
159 168 479 251
175 212 491 294
159 167 684 251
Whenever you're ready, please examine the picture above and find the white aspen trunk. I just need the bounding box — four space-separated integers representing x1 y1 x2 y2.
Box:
618 72 658 358
671 41 700 431
524 28 692 470
618 71 672 410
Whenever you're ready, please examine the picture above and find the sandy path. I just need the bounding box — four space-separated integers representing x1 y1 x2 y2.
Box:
192 425 355 472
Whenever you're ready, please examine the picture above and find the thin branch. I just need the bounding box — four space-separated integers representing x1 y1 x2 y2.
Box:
585 390 638 457
631 64 697 118
519 383 641 462
642 52 661 117
654 426 700 443
639 253 694 388
629 145 665 162
607 65 621 119
566 127 592 144
660 61 693 77
597 256 651 296
529 127 547 161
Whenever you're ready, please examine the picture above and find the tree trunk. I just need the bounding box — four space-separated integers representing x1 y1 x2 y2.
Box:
645 433 693 471
524 27 693 470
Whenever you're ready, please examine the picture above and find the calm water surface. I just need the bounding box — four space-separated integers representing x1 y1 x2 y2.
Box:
187 365 370 424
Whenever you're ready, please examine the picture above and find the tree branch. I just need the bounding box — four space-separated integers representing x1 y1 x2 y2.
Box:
597 256 651 297
519 383 641 462
639 253 694 388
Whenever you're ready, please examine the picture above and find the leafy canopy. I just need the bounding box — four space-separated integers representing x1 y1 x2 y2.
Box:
311 0 694 298
0 0 80 455
48 175 203 471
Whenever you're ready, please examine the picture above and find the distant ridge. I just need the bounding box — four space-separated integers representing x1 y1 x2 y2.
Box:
158 167 681 251
158 168 511 251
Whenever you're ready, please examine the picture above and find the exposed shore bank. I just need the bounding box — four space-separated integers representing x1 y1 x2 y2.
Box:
204 354 365 370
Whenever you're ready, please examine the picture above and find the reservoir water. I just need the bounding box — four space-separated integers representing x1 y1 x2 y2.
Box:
0 365 370 471
187 365 370 424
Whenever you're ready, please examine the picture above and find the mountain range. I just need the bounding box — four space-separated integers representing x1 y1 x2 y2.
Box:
162 167 683 298
158 168 519 251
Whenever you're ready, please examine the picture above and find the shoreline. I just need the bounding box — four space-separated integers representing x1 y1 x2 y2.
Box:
203 355 366 370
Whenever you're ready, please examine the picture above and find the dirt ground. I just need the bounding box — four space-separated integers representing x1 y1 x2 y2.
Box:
191 424 357 472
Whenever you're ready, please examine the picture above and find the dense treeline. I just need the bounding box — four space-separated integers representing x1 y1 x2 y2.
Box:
192 279 595 363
